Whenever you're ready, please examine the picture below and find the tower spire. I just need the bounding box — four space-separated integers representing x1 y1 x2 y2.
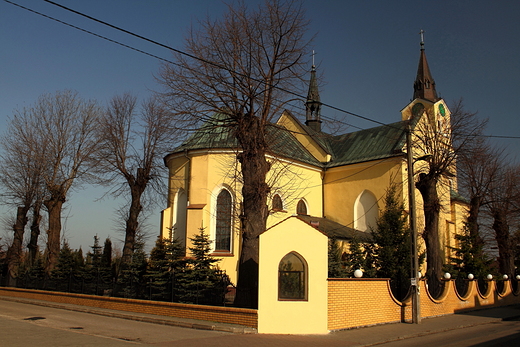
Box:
413 30 438 102
305 50 322 132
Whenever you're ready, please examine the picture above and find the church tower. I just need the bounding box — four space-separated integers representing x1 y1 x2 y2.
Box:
403 31 449 123
413 30 439 102
305 57 322 132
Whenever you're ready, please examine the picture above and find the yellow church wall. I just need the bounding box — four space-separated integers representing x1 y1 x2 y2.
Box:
323 159 403 228
258 217 329 334
266 158 323 226
165 149 325 285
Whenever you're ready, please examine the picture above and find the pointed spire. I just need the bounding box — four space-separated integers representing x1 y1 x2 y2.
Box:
413 30 439 102
305 51 322 132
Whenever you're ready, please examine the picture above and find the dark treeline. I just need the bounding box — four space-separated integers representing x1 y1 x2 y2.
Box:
0 230 231 306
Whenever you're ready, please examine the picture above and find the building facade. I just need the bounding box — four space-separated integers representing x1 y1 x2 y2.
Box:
160 42 468 285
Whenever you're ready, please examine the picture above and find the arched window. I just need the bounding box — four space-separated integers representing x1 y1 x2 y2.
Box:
272 194 283 211
296 199 308 215
354 190 378 232
215 189 232 252
278 252 307 300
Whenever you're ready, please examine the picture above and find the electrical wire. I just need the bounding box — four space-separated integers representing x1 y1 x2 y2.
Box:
7 0 518 141
38 0 391 128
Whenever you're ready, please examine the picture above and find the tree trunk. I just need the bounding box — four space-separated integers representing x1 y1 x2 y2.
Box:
45 196 64 273
6 205 30 286
121 173 146 266
491 209 515 277
28 200 42 266
233 115 270 309
467 196 482 240
416 173 443 295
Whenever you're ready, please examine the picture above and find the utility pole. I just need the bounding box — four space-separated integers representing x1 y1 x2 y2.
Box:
407 121 421 324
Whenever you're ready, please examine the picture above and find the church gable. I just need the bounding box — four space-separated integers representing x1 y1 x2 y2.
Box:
276 110 332 163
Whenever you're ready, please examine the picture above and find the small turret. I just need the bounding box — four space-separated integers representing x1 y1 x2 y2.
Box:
305 52 322 132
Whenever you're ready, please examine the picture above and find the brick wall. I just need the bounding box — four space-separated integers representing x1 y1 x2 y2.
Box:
0 287 257 328
328 278 520 331
328 278 403 330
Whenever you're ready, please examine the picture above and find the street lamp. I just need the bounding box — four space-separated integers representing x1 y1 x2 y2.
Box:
406 122 421 324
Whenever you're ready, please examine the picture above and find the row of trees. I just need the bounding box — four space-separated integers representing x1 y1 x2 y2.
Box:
1 230 230 306
329 180 518 301
1 0 311 308
0 90 175 281
2 0 518 310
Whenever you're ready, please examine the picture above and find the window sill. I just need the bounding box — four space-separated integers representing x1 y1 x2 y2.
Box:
211 251 234 257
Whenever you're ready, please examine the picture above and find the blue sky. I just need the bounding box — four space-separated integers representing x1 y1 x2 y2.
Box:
1 0 519 252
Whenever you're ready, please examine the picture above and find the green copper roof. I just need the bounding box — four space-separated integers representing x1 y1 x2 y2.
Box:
324 120 407 167
173 114 238 152
172 114 322 166
170 113 409 168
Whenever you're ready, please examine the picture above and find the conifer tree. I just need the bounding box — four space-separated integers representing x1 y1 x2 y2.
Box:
343 238 368 276
52 242 76 280
119 234 147 299
146 237 184 301
447 224 492 280
175 228 230 305
101 238 112 269
328 238 348 278
371 184 413 300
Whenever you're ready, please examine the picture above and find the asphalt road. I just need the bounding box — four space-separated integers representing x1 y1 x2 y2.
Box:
2 299 520 346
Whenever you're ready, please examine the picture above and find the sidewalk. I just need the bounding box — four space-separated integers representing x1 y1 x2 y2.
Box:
2 294 520 346
330 304 520 346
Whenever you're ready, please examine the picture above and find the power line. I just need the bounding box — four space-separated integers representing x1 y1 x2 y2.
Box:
5 0 520 141
3 0 177 66
40 0 390 128
39 1 520 140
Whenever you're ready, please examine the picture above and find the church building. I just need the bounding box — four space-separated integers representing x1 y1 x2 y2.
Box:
160 40 468 285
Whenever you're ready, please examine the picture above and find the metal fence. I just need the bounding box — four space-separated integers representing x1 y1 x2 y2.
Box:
0 270 233 306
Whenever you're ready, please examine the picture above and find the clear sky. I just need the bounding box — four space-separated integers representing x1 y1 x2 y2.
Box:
1 0 519 253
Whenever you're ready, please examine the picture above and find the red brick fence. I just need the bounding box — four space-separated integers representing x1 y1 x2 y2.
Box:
0 287 257 328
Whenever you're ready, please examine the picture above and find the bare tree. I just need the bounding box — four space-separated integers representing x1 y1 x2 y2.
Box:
413 100 487 284
0 114 44 283
7 91 102 273
157 0 311 308
458 137 505 245
485 164 520 277
96 93 173 266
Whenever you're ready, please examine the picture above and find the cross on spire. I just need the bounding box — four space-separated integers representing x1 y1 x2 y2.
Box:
419 29 425 50
311 50 316 67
